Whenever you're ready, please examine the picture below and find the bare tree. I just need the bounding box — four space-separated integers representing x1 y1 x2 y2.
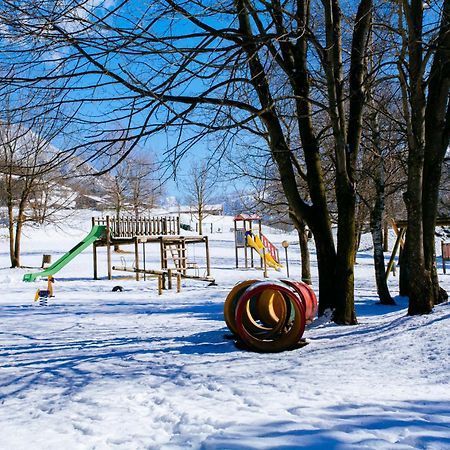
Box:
393 0 450 313
105 153 163 219
0 101 72 267
109 165 129 218
358 102 407 306
184 160 216 235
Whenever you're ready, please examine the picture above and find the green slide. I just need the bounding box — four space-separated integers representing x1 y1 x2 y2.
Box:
23 225 107 282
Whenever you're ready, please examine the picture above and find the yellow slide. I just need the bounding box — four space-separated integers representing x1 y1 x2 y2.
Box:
246 234 282 271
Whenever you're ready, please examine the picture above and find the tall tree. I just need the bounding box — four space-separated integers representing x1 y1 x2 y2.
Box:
0 101 71 267
184 160 216 235
107 154 163 219
396 0 449 314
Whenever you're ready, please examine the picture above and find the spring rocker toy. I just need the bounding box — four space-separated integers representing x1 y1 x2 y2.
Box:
34 276 55 306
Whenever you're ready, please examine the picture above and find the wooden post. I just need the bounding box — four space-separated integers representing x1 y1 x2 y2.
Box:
258 218 263 269
177 273 181 293
244 220 248 269
41 254 51 269
106 215 112 280
158 275 162 295
93 242 98 280
234 219 239 268
160 237 166 270
250 219 254 268
134 237 140 281
181 239 187 275
205 236 211 277
385 227 406 280
168 269 173 290
443 241 448 274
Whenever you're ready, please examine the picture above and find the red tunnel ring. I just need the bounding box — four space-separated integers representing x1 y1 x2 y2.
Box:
280 279 318 323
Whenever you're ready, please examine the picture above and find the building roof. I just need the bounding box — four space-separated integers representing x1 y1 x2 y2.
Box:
234 213 261 221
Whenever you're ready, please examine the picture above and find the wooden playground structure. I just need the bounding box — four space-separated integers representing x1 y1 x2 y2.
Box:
233 213 281 273
386 217 450 279
92 216 214 289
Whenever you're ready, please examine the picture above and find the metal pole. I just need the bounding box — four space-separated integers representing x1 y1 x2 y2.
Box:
282 240 290 278
285 246 290 278
205 236 211 277
142 242 146 281
134 237 140 281
106 215 112 280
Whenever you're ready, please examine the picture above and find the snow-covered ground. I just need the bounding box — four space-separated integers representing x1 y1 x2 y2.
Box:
0 212 449 450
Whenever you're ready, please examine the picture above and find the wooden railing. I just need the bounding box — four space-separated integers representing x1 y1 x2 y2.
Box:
93 215 180 237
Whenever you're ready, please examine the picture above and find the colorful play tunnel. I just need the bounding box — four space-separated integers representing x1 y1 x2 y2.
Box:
224 279 318 352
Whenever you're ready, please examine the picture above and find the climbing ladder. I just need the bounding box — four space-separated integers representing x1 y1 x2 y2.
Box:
162 241 187 275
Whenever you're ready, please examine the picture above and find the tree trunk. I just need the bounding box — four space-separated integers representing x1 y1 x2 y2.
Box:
198 210 203 235
298 222 311 285
404 131 433 314
334 181 358 324
354 201 367 257
403 1 433 315
308 210 337 316
7 202 18 268
13 215 24 268
371 202 394 305
236 0 356 322
399 243 409 297
404 164 433 314
368 108 394 305
422 0 450 306
291 213 311 284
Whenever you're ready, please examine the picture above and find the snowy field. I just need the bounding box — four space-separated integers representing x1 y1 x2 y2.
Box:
0 212 449 450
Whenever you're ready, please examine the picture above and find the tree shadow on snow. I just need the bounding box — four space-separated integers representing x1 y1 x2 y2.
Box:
201 399 450 449
0 300 242 402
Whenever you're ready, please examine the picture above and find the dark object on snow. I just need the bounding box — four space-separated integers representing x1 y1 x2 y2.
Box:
112 286 124 292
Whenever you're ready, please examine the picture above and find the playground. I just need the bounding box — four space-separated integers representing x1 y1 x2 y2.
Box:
1 210 449 449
